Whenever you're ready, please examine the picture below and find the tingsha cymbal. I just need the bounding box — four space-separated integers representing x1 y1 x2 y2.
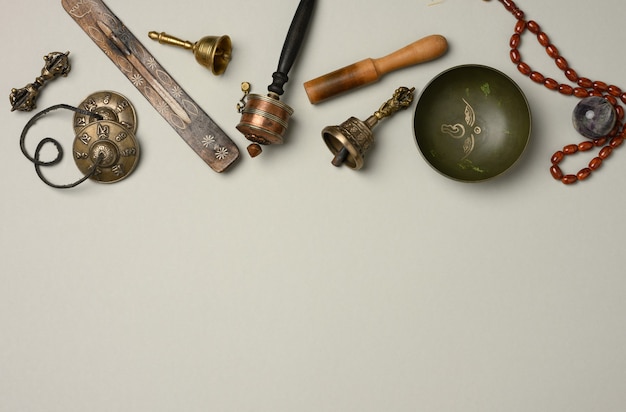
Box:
73 120 140 183
73 91 137 135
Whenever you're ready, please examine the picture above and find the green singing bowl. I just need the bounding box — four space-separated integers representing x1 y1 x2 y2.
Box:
413 64 531 182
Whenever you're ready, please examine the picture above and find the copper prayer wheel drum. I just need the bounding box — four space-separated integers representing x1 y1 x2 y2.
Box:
235 0 315 156
236 93 294 145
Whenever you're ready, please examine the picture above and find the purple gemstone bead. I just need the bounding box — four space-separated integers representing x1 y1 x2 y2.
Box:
572 96 617 139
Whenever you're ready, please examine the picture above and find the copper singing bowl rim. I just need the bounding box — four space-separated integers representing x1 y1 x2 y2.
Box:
413 64 532 182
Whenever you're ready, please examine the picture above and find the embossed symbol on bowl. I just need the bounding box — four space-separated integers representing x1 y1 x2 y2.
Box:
440 98 482 160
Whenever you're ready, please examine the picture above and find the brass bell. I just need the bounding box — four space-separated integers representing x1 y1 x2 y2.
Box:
322 86 415 170
148 31 232 75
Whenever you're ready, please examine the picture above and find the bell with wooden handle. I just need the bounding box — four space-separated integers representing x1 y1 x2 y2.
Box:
148 31 231 75
236 0 316 157
304 35 447 104
322 86 415 170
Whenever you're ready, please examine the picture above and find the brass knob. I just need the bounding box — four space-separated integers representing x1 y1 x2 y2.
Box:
148 31 232 75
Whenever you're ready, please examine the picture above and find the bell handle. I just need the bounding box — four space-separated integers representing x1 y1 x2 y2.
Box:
268 0 316 96
148 31 194 50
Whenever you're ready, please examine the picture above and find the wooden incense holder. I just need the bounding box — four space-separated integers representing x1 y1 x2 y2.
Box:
303 34 448 104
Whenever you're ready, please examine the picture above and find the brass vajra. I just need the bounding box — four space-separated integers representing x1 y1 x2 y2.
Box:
374 86 415 120
10 51 71 112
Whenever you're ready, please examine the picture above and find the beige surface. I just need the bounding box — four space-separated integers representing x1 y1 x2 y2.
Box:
1 1 625 411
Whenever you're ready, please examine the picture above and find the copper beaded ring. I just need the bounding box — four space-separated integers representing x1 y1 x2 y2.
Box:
495 0 625 184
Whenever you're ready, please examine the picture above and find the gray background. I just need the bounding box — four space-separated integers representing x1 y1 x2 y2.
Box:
2 0 625 411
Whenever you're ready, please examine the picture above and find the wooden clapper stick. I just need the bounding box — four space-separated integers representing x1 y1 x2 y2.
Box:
303 35 448 104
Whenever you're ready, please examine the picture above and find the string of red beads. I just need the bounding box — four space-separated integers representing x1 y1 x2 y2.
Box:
497 0 626 184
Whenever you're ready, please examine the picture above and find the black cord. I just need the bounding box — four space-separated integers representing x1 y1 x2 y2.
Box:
20 104 104 189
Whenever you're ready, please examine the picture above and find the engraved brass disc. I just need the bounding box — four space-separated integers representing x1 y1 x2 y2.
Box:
73 120 140 183
73 91 137 134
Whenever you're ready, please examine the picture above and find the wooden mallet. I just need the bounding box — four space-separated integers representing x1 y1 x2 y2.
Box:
303 34 448 104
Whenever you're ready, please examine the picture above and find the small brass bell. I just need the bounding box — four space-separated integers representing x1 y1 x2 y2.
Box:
148 31 232 75
322 86 415 170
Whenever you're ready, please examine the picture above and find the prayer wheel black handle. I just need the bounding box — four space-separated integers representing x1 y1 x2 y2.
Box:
268 0 316 96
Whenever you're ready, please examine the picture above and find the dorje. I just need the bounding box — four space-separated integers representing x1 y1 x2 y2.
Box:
148 31 232 75
322 86 415 170
10 51 71 112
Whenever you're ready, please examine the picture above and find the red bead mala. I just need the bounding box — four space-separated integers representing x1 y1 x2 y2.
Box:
495 0 625 184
